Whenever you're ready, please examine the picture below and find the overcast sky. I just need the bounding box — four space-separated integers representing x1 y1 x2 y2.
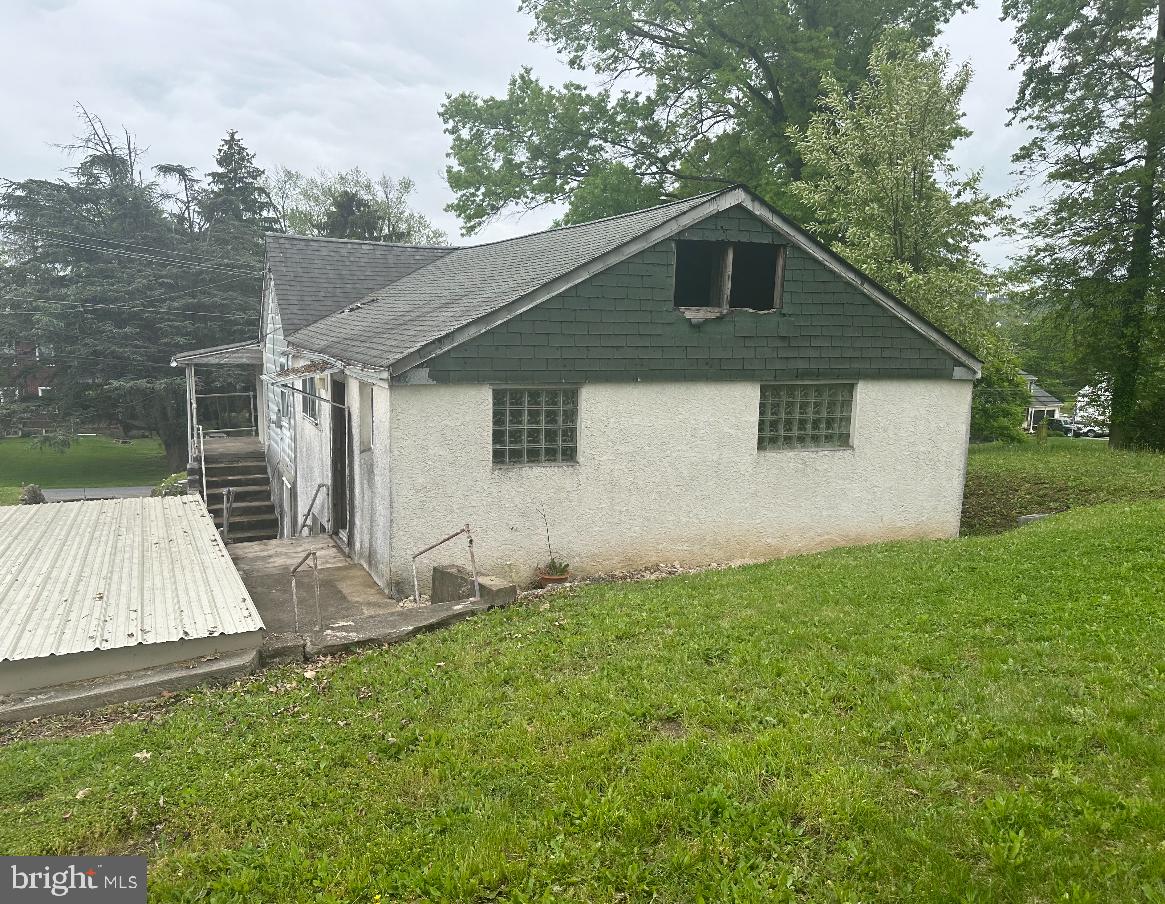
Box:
1 0 1029 266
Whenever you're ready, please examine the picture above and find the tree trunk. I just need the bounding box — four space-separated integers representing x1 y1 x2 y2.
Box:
1113 0 1165 448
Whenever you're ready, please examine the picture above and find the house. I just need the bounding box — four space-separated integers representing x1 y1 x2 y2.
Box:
1020 371 1062 432
185 186 981 594
0 338 55 402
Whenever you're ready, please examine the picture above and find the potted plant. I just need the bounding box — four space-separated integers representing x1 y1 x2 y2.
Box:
535 505 572 587
537 556 571 588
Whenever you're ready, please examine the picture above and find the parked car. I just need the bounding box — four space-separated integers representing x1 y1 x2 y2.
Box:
1046 417 1074 436
1074 423 1109 439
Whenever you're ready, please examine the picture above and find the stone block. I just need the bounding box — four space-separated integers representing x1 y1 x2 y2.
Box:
431 565 517 607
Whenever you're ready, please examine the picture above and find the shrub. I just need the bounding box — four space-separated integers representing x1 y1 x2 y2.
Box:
151 472 188 498
19 484 46 504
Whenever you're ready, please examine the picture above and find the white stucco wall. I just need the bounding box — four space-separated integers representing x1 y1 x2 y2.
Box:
380 378 972 593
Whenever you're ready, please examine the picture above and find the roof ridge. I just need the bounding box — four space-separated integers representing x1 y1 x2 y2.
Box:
265 232 455 251
455 187 732 252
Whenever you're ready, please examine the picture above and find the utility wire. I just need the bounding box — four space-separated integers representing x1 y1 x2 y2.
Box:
0 271 257 314
3 298 258 321
2 222 260 271
3 232 260 276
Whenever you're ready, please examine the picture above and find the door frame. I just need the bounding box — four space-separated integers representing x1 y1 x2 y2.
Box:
330 377 351 546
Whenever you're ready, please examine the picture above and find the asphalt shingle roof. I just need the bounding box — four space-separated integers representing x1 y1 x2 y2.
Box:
288 192 722 368
266 234 452 335
1020 372 1062 407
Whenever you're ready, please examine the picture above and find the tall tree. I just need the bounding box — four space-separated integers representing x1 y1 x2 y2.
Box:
1004 0 1165 448
268 167 446 244
199 130 277 250
789 34 1026 440
0 111 263 468
440 0 972 233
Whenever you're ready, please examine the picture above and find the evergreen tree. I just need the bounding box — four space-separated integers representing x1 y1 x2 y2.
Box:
199 130 277 243
0 111 263 468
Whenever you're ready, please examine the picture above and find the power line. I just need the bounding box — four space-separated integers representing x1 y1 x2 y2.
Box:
3 222 259 271
0 272 258 319
4 231 260 276
3 298 258 321
10 352 176 369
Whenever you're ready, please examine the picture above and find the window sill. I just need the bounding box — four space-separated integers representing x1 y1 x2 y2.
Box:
677 306 778 323
491 461 579 470
757 445 854 454
677 306 726 323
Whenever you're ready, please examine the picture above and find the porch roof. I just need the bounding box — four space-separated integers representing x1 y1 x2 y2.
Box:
172 340 261 367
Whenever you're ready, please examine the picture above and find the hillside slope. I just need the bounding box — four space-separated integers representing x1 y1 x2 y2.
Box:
2 502 1164 902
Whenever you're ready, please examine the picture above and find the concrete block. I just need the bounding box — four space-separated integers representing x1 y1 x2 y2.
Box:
431 564 476 604
431 565 518 607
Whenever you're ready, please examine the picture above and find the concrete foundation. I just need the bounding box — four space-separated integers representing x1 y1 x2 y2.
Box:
0 631 264 695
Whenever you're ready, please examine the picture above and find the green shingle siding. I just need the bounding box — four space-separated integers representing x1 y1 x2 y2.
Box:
423 210 958 384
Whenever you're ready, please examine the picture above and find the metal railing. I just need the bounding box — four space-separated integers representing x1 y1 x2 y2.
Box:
195 425 207 501
290 549 322 633
411 523 481 606
298 483 330 536
195 391 258 436
221 486 236 541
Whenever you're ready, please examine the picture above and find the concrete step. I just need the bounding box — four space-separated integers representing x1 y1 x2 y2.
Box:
207 499 273 515
204 484 271 502
205 461 268 478
217 512 277 529
206 473 270 489
225 526 280 543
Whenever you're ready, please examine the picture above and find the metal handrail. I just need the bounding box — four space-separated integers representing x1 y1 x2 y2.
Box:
195 425 207 501
411 523 481 606
290 550 322 633
298 483 330 536
221 486 236 541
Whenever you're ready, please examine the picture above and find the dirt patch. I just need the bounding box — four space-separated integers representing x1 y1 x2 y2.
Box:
654 718 687 739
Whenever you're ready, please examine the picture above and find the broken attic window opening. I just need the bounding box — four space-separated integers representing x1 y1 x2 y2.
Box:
673 239 786 312
492 388 578 465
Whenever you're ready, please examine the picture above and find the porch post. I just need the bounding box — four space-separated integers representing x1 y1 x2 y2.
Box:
185 364 196 465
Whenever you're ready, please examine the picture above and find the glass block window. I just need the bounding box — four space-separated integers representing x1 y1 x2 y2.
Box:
492 388 578 465
758 383 854 451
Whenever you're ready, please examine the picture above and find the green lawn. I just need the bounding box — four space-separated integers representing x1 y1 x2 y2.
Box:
962 435 1165 534
0 435 171 504
2 502 1164 901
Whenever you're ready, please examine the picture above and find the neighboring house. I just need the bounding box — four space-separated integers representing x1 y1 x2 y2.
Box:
200 186 982 593
1020 371 1062 432
0 338 55 401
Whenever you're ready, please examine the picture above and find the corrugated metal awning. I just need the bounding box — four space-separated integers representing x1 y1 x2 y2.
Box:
0 497 263 662
171 340 261 366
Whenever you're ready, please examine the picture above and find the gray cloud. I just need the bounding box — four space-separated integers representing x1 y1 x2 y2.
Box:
2 0 1029 262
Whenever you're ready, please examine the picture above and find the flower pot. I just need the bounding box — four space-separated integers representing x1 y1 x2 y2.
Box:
537 570 571 588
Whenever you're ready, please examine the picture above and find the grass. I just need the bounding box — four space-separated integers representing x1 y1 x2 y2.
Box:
0 435 171 504
2 501 1165 901
962 435 1165 534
